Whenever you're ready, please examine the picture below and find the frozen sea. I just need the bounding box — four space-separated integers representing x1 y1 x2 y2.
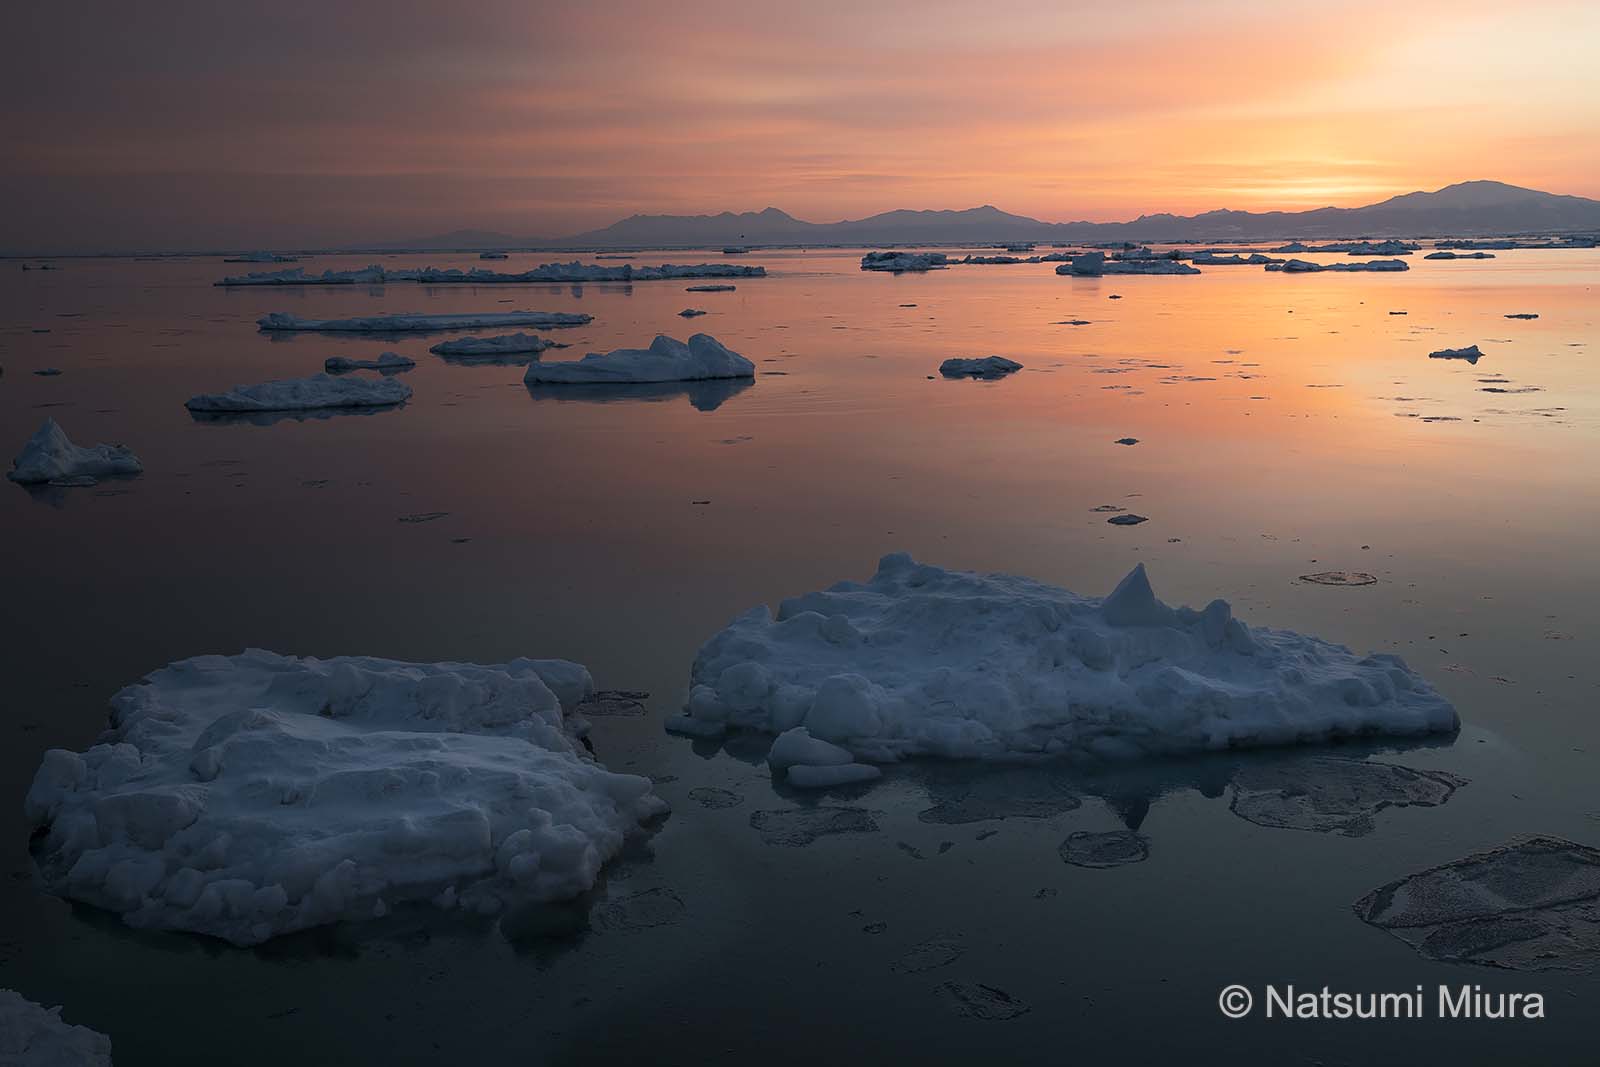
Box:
2 247 1598 1064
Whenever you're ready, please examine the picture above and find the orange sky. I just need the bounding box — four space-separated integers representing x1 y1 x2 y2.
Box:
3 0 1598 250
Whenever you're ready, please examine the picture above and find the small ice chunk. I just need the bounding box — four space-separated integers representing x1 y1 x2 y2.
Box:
323 352 415 374
1428 345 1484 362
8 418 142 486
767 726 854 770
939 357 1022 379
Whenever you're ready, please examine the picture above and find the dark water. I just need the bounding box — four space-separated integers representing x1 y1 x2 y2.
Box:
2 249 1596 1064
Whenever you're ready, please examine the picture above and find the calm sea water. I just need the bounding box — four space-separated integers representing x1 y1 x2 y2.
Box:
2 248 1596 1064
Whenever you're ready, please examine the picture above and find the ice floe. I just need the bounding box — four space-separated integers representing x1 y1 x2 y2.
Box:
1353 836 1600 970
0 990 113 1065
1428 345 1484 363
222 263 763 286
24 650 668 945
678 308 707 318
1057 252 1200 276
428 333 563 360
223 251 297 263
861 252 949 272
8 418 143 487
1230 758 1463 836
667 555 1458 761
523 334 754 386
685 284 736 292
1189 252 1283 266
257 311 592 332
939 357 1022 379
1266 259 1410 273
1059 829 1149 868
323 352 415 374
1424 251 1496 260
1268 241 1417 255
185 373 411 414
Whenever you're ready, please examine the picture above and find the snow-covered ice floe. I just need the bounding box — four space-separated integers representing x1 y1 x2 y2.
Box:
861 252 949 272
1424 251 1496 260
24 650 668 946
1354 835 1600 970
1265 258 1409 273
8 418 143 487
1428 345 1484 363
665 555 1457 767
939 356 1023 379
221 263 763 286
0 990 113 1065
1055 252 1200 276
1189 252 1284 266
523 334 754 385
428 333 566 362
257 311 591 332
185 373 411 413
323 352 415 374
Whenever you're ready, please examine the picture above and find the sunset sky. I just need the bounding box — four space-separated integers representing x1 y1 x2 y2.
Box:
4 0 1598 251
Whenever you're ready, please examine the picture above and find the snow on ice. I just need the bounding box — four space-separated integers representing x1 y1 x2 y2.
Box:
523 334 754 385
24 650 668 945
666 555 1458 767
185 373 411 413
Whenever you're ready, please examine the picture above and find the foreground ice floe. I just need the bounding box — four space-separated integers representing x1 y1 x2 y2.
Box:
220 262 763 286
323 352 415 374
24 650 668 946
8 419 143 487
861 252 949 272
667 555 1458 765
0 990 113 1065
428 333 563 360
1354 836 1600 970
939 356 1023 379
524 334 754 385
186 373 411 413
257 311 591 332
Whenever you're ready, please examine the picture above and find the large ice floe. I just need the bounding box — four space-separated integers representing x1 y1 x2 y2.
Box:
666 555 1458 772
523 334 754 386
0 990 113 1065
257 311 591 332
23 650 668 946
8 419 143 487
220 263 763 286
1055 252 1200 276
185 373 411 414
861 252 949 272
1265 258 1409 273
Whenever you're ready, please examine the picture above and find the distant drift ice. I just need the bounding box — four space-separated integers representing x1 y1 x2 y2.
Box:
24 651 668 946
666 555 1458 762
257 310 591 332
